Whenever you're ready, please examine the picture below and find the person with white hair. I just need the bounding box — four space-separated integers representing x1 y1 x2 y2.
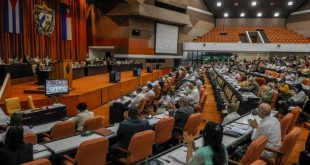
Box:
173 96 194 129
187 81 200 105
249 103 281 158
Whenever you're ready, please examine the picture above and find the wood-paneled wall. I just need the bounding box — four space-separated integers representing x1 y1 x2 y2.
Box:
0 0 87 62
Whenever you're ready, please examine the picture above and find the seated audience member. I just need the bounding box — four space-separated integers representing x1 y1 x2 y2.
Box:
70 103 94 131
173 96 194 130
232 71 242 82
277 79 289 94
0 108 10 126
184 122 228 165
284 71 295 82
129 88 144 108
158 91 172 107
249 103 281 158
195 76 203 90
145 83 155 100
0 126 33 165
293 73 304 85
222 103 240 125
288 83 306 107
259 83 275 103
239 78 260 95
9 113 31 133
1 112 32 142
113 107 150 149
187 82 200 105
142 86 148 95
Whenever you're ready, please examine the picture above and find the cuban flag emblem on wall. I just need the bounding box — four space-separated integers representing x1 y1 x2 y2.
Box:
4 0 23 34
61 5 72 40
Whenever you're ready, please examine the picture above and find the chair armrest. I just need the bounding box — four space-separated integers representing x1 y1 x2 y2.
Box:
228 159 241 165
115 147 131 154
265 147 284 155
42 133 51 138
63 155 75 163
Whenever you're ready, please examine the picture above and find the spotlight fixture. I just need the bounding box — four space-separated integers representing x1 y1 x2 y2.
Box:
274 12 280 17
288 1 293 6
252 1 257 6
257 12 262 17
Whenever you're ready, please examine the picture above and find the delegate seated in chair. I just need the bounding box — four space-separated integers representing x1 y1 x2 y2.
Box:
0 127 33 165
184 122 228 165
171 96 194 136
287 84 306 107
222 103 240 125
111 106 150 151
248 103 281 158
69 103 94 131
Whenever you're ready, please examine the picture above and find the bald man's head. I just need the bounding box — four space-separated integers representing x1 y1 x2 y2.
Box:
258 103 272 118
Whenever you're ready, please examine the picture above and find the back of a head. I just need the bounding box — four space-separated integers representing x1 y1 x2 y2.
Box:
147 83 153 90
10 113 23 127
295 83 303 92
128 106 139 120
203 122 225 165
5 126 24 149
267 82 275 89
259 103 272 116
178 95 188 107
136 87 142 93
77 102 88 112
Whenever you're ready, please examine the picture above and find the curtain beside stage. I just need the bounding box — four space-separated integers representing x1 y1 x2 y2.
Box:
0 0 87 62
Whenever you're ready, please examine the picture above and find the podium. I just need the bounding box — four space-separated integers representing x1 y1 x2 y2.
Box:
50 60 73 90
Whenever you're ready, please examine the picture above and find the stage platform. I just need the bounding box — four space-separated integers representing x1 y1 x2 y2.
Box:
1 69 168 119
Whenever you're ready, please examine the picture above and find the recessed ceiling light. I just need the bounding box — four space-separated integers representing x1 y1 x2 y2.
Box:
270 2 275 6
217 2 222 7
274 12 280 17
234 2 239 6
252 1 257 6
240 13 245 17
257 12 262 17
288 1 293 6
224 13 229 17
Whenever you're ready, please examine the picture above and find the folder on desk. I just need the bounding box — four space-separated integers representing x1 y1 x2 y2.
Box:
95 128 114 137
33 144 48 153
223 123 250 138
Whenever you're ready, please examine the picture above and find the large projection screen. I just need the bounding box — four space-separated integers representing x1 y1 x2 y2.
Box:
155 23 179 54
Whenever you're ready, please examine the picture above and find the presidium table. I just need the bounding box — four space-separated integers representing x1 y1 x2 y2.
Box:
0 64 33 80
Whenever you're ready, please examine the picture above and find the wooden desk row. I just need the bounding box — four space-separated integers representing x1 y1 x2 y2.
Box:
28 70 163 123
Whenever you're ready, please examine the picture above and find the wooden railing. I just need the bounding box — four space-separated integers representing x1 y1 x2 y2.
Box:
0 74 12 102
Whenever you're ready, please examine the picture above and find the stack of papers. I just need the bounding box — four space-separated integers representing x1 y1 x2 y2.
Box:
224 122 251 137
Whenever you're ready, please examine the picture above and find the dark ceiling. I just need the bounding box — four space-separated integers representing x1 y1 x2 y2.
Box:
204 0 307 18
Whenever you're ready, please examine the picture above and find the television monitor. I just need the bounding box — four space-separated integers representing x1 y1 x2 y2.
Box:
45 79 69 96
109 71 121 83
133 68 141 77
147 66 153 73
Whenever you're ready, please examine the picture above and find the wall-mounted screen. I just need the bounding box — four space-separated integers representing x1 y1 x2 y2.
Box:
155 23 179 54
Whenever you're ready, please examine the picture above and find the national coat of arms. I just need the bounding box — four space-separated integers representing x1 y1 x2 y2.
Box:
34 4 55 36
